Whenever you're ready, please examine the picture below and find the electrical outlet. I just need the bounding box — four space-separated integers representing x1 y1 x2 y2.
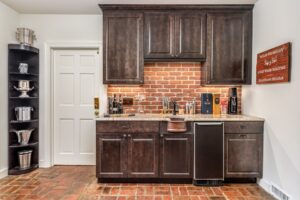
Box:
123 97 133 105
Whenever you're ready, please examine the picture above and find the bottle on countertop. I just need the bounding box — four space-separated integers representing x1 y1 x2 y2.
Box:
108 97 113 114
213 94 221 115
185 102 190 114
171 100 179 115
201 93 213 114
112 94 118 114
191 98 196 114
228 88 238 114
118 94 123 114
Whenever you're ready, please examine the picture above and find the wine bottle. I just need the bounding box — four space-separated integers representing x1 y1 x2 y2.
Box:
112 94 118 114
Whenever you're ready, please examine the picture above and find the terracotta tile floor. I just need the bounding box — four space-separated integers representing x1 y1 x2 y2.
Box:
0 166 275 200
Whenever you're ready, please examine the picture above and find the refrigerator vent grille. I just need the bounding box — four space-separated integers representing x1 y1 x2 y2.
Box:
271 184 290 200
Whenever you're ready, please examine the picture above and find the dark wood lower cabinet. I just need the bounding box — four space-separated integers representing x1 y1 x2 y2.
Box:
225 133 263 178
160 134 193 178
96 134 127 178
97 133 159 179
127 133 159 178
96 121 264 181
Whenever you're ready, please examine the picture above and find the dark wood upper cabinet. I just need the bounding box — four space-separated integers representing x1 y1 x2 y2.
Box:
103 12 144 84
203 11 252 85
175 13 206 59
144 11 206 60
100 5 253 85
160 133 193 178
225 133 263 178
144 12 175 59
127 133 159 178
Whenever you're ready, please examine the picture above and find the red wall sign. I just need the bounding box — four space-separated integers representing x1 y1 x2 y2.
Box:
256 43 291 84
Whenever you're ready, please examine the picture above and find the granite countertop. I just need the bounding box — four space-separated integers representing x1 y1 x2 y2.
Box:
95 114 264 122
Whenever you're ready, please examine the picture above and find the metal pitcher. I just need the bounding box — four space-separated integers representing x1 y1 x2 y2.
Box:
11 129 34 145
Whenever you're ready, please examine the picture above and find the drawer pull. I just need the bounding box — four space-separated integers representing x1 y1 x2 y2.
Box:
160 134 164 138
123 134 127 138
128 134 132 138
239 134 247 138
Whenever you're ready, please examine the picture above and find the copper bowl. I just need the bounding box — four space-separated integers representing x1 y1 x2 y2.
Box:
167 117 187 133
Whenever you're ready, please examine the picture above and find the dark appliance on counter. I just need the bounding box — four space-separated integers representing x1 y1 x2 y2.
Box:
194 122 224 186
201 93 213 114
228 88 238 114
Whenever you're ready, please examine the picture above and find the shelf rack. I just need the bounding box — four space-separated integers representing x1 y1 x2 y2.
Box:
8 44 39 175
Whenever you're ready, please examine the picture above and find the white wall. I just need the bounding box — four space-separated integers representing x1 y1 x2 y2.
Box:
242 0 300 199
0 2 19 178
19 14 105 167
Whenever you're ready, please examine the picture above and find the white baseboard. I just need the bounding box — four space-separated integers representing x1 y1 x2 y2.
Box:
258 178 272 193
257 178 292 200
0 168 8 179
39 160 52 168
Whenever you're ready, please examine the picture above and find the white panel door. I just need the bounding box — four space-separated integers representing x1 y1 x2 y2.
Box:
53 49 99 165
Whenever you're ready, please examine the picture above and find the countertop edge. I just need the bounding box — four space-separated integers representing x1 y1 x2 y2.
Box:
95 114 265 122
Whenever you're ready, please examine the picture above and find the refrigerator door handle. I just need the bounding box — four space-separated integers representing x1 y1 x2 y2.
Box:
195 122 223 126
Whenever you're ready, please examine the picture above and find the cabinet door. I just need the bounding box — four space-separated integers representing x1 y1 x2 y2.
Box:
103 12 144 84
160 134 193 178
225 134 263 178
96 134 127 178
175 13 206 59
204 12 252 84
127 133 159 178
144 12 175 59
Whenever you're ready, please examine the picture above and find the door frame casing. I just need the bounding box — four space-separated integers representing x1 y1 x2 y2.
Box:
43 41 103 167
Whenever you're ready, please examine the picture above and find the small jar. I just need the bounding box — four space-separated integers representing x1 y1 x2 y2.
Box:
221 100 228 115
18 63 28 74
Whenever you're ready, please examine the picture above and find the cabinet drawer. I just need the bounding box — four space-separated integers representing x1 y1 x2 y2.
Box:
224 122 263 134
96 121 160 133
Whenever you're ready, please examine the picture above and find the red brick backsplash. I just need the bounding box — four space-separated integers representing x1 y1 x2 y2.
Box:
107 62 242 114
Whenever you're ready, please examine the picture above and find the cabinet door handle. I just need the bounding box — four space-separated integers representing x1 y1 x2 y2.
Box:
123 134 127 138
128 134 132 138
239 134 247 138
160 134 164 138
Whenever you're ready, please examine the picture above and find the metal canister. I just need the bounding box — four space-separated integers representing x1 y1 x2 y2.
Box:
18 150 33 169
15 107 33 121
